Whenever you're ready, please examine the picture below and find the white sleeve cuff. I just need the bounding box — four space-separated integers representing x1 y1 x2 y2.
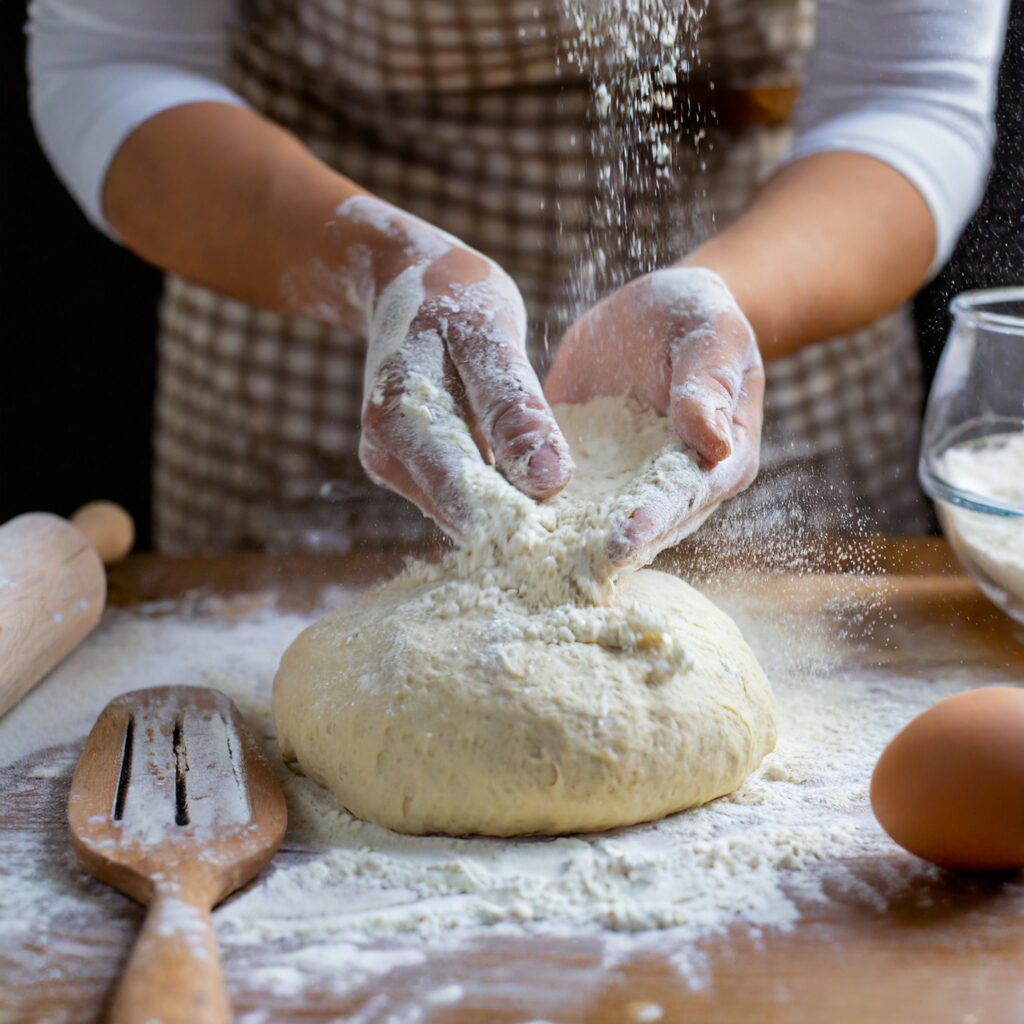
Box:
29 63 247 237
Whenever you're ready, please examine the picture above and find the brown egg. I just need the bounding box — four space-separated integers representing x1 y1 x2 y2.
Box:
870 686 1024 871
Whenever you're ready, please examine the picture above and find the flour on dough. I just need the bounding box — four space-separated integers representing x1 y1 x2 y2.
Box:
274 395 776 836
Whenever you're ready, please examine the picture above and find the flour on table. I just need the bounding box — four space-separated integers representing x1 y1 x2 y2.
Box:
0 586 1017 1015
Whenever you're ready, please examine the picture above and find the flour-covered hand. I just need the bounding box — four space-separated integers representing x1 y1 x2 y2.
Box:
546 266 764 565
341 198 572 535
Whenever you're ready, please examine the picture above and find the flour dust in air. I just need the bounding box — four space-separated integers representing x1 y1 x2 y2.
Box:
556 0 712 330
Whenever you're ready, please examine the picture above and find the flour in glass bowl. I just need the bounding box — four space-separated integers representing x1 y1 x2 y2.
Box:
934 431 1024 609
0 577 1003 1019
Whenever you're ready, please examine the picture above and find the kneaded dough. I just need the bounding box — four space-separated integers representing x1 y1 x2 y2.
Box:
273 568 776 837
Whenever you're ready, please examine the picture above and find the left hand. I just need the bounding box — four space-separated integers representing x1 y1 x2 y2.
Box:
546 266 765 565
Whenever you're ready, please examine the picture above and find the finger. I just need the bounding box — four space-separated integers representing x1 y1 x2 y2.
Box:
607 473 719 571
361 393 476 539
361 333 524 539
601 444 715 570
607 360 764 570
442 280 574 500
669 313 755 467
707 356 765 498
394 405 529 540
358 436 445 527
452 334 574 500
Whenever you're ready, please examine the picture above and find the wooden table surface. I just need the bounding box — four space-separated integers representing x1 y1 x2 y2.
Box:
3 538 1024 1024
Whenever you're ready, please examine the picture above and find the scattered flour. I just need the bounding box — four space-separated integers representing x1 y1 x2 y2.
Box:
935 431 1024 615
557 0 711 320
628 1001 665 1023
1 576 1011 1017
3 2 1008 1014
151 896 215 961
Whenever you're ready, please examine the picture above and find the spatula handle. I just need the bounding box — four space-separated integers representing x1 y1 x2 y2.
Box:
109 888 229 1024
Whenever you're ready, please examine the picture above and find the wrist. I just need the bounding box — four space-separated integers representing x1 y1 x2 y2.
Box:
279 192 456 333
676 248 780 360
334 197 462 306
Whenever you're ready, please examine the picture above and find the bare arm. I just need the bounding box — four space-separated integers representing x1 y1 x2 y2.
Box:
713 0 1012 360
103 102 372 331
684 152 935 361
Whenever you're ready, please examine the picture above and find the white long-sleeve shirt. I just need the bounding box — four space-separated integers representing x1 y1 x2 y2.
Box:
27 0 1010 270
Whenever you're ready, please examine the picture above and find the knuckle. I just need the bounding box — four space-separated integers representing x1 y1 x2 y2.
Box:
487 396 549 455
707 365 742 402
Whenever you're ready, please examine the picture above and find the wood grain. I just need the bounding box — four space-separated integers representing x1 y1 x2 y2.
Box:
68 687 288 1024
2 540 1023 1024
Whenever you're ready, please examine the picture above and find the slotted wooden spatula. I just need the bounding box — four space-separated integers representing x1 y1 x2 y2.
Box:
68 686 287 1024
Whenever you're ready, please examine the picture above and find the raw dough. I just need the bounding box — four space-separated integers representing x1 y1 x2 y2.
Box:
275 567 775 836
274 396 776 836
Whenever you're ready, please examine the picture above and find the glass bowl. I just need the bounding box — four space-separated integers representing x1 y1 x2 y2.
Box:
919 287 1024 624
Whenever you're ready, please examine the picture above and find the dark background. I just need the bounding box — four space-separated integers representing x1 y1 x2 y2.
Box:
2 1 1022 548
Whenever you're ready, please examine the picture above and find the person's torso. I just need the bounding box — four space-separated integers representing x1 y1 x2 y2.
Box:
152 0 928 554
229 0 814 343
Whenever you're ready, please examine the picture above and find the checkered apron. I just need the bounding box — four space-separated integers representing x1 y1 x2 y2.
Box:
154 0 927 554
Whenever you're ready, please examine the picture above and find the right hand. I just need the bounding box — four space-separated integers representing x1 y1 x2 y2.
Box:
342 198 573 536
546 266 764 568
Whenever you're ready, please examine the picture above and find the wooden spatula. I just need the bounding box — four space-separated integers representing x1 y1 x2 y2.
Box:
68 686 287 1024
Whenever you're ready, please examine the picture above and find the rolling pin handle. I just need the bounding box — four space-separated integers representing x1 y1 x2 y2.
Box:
70 501 135 566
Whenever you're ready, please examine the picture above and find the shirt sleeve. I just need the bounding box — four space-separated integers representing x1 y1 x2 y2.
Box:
786 0 1011 272
27 0 246 237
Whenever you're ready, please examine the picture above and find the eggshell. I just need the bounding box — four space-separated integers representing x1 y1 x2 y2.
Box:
870 686 1024 871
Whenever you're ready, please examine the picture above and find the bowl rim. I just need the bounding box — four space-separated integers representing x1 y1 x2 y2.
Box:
920 430 1024 518
920 421 1024 516
920 461 1024 517
950 286 1024 335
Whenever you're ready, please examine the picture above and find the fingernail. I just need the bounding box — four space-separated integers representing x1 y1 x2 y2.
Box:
706 410 732 464
712 435 732 463
527 442 569 494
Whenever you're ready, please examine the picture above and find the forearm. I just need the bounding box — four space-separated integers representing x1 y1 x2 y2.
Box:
683 152 935 361
707 0 1011 362
103 102 383 331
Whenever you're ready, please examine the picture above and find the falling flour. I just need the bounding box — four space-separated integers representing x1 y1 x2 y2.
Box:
557 0 711 321
1 576 1012 1017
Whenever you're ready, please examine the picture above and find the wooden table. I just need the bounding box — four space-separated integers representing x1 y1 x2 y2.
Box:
3 539 1024 1024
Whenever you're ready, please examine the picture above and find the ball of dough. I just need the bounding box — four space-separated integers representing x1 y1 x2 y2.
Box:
273 569 776 837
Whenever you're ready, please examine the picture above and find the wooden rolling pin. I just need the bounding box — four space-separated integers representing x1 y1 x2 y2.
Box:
0 501 134 719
